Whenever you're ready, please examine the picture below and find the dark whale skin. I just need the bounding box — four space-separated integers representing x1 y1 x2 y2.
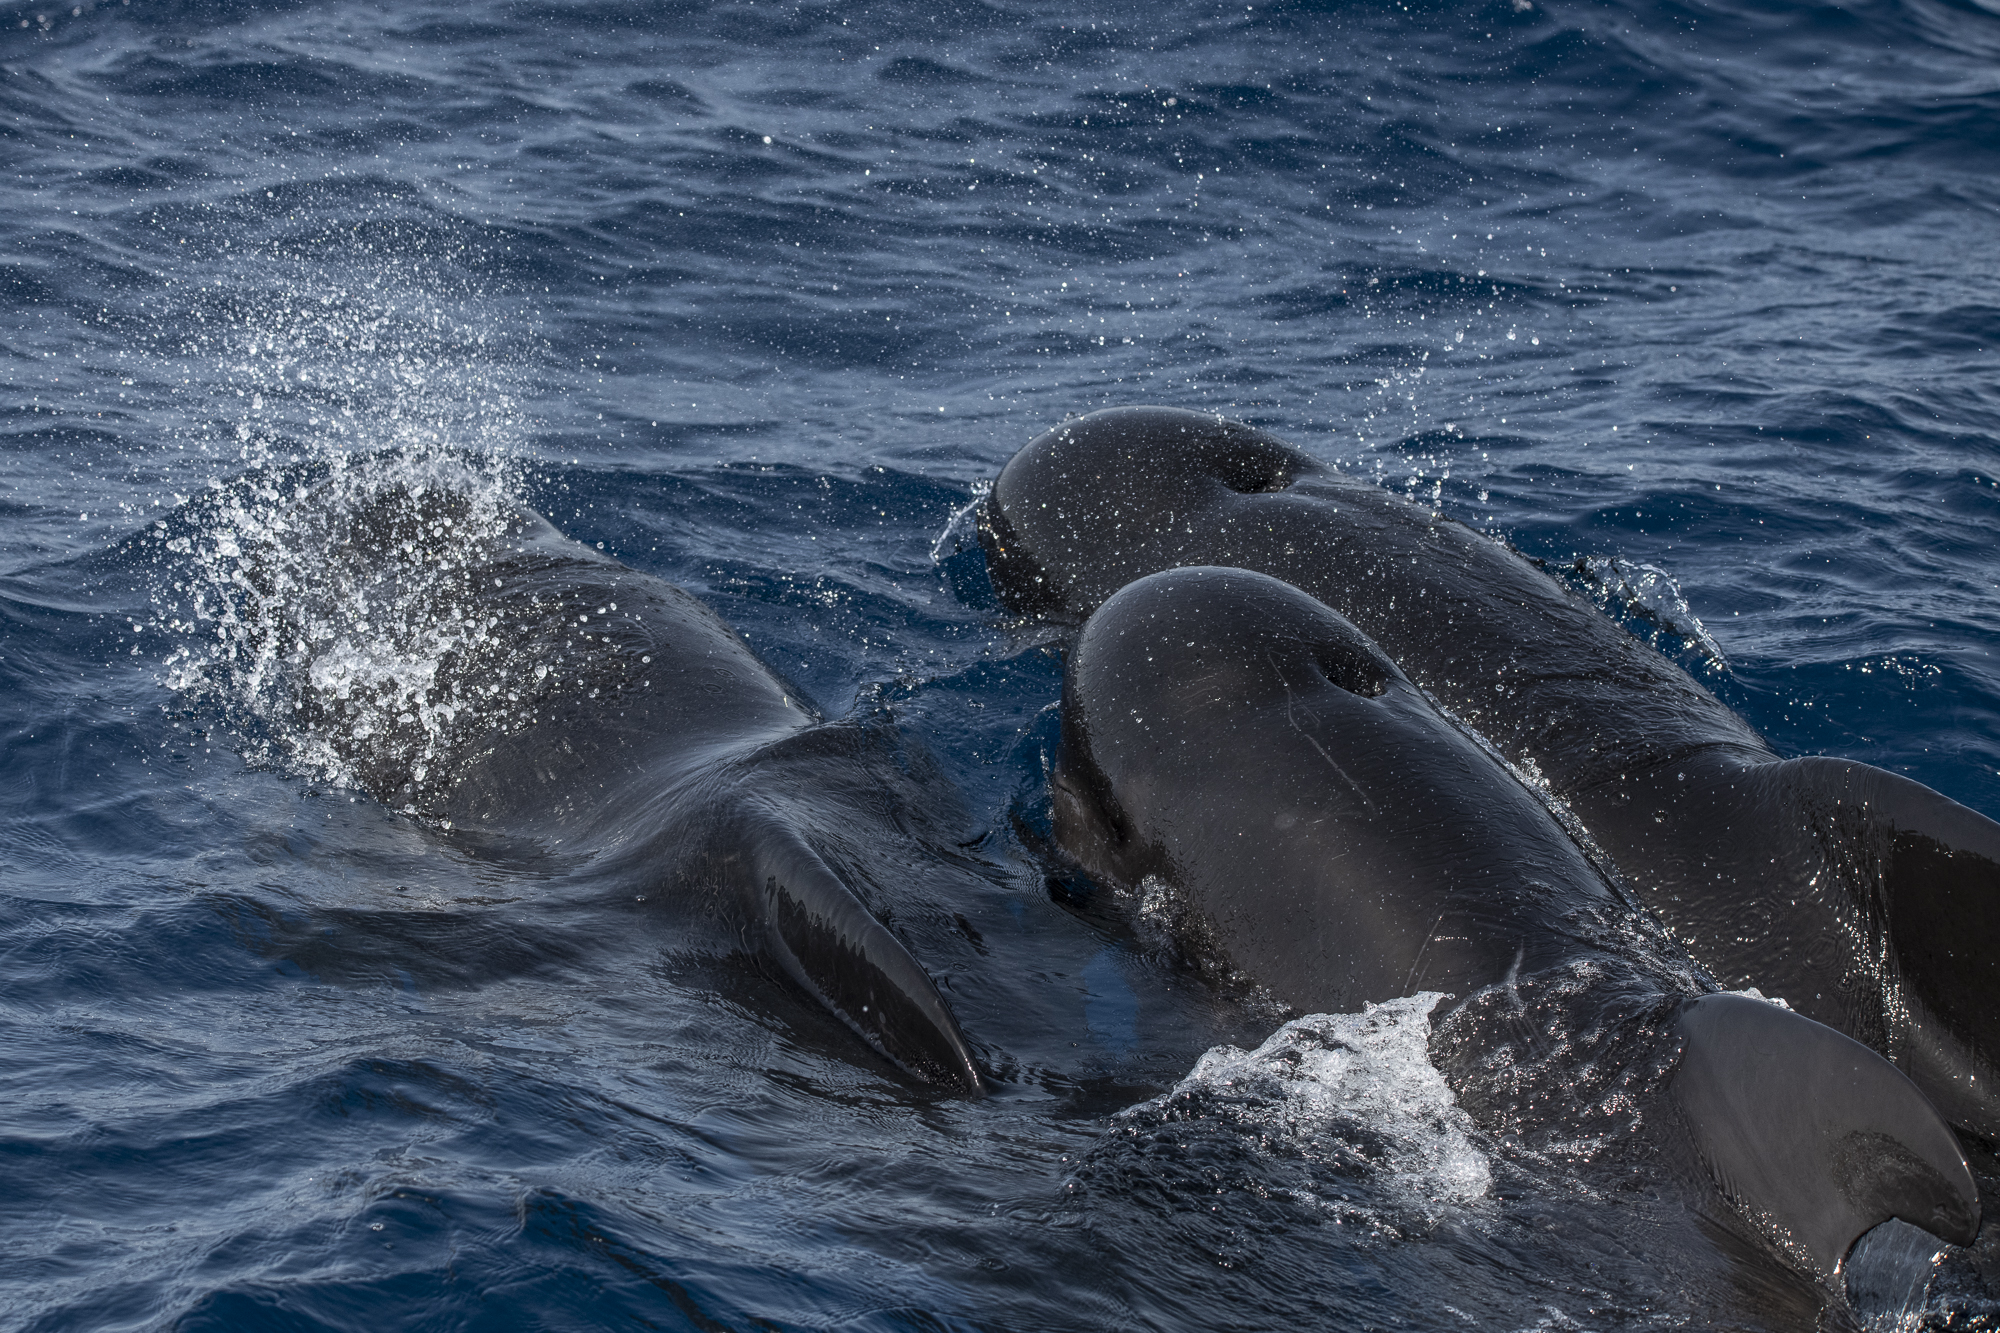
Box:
981 405 2000 1137
246 480 982 1091
1054 564 1978 1281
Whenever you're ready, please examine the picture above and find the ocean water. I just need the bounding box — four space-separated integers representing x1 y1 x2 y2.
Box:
3 0 1998 1328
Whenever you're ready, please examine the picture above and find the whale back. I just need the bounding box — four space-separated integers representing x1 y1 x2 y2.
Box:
983 405 1774 791
1055 565 1982 1281
224 476 982 1090
988 406 2000 1134
1561 747 2000 1137
424 506 809 842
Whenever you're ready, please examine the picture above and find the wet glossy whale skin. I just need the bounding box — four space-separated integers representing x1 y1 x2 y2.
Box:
7 0 2000 1324
984 405 2000 1139
1052 562 1978 1280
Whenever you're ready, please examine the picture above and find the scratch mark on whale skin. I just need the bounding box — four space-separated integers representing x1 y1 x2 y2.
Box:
1271 651 1376 815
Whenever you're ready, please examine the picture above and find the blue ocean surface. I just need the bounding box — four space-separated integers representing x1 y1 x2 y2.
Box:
2 0 1997 1327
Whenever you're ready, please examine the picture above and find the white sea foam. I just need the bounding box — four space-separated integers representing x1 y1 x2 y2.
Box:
1726 986 1791 1010
1134 993 1492 1209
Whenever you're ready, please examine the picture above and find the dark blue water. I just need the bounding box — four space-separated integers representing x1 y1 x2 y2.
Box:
4 0 1998 1327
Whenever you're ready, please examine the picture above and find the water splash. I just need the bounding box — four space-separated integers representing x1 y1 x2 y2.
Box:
1568 554 1727 670
155 453 537 807
1128 993 1493 1212
137 253 541 806
928 479 991 564
1845 1218 1946 1331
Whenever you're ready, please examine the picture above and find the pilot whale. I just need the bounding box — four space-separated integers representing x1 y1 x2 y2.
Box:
980 406 2000 1137
205 474 982 1089
1052 564 1979 1282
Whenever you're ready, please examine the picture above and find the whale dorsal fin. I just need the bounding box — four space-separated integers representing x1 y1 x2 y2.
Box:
1672 992 1978 1278
1762 756 2000 1134
745 828 983 1092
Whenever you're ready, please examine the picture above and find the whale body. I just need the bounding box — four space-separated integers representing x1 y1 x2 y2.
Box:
216 475 982 1089
981 406 2000 1136
1052 563 1979 1281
